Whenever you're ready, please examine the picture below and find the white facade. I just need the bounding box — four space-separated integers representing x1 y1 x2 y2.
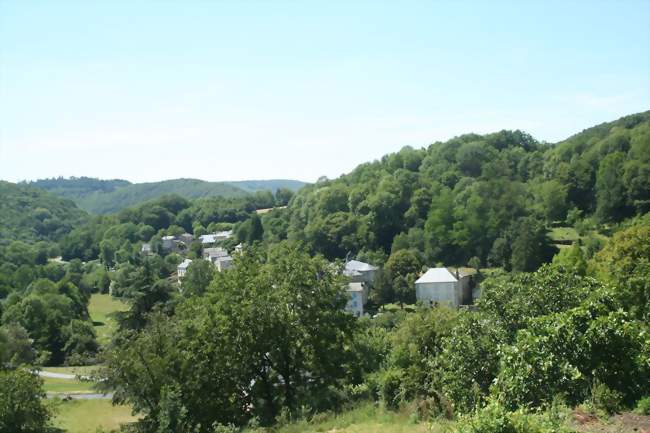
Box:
415 268 471 307
345 282 368 317
177 258 193 282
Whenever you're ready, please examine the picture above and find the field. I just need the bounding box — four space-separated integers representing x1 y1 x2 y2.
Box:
89 293 129 345
53 399 137 433
42 376 96 394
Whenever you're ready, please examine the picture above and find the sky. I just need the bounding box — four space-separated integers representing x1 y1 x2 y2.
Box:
1 1 649 184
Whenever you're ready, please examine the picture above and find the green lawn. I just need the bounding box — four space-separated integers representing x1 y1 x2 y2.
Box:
42 376 96 394
88 293 129 345
42 365 99 376
549 226 580 242
53 399 137 433
258 402 454 433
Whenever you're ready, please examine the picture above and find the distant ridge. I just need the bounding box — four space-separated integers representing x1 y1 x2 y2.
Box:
27 177 307 215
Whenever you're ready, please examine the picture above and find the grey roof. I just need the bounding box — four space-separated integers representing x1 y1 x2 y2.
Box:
415 268 457 284
199 234 217 244
344 260 378 276
204 247 228 257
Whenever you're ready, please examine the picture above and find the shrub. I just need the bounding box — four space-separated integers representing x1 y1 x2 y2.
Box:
635 396 650 415
591 381 622 415
379 369 404 410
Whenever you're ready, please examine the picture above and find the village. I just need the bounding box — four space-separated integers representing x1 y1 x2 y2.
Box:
140 230 481 316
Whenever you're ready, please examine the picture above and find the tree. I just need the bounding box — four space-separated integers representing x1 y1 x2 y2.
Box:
383 249 422 307
182 259 216 297
552 243 587 275
596 152 629 222
104 244 356 430
0 369 52 433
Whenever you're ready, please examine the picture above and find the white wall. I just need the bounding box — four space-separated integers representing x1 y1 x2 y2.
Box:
415 281 459 307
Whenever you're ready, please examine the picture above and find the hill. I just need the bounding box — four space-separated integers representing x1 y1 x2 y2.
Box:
0 181 88 244
284 110 650 269
28 177 307 215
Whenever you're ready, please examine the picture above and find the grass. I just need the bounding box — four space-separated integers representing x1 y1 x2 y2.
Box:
42 376 97 394
258 402 455 433
89 293 129 345
42 365 99 376
53 399 137 433
549 226 580 242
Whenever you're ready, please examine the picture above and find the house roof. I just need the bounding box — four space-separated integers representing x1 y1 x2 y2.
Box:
162 235 175 240
199 234 217 244
347 282 365 292
344 260 378 275
415 268 457 284
178 258 193 270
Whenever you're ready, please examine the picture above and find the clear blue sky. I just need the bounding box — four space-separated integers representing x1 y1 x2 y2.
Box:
1 1 649 183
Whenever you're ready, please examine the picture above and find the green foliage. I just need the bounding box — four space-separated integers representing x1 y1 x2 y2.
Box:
435 312 507 413
0 181 88 244
181 259 216 297
590 381 623 415
590 224 650 320
454 399 574 433
635 396 650 415
104 244 356 430
0 369 52 433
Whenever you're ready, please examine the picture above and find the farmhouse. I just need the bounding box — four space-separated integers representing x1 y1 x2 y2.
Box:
214 255 233 272
345 282 368 317
343 260 378 285
414 267 472 308
177 258 192 282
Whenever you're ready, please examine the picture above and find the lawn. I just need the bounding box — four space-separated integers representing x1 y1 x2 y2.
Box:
261 402 454 433
42 365 99 376
89 293 129 345
53 399 137 433
42 376 96 394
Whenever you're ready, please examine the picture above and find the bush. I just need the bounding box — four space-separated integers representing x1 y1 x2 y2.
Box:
379 369 403 410
455 399 574 433
591 381 622 415
635 396 650 415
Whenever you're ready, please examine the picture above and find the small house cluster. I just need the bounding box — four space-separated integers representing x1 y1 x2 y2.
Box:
139 230 236 285
342 259 479 318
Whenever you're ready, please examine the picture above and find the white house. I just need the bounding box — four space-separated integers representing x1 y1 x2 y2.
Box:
141 243 152 256
345 282 368 317
162 235 176 251
214 255 233 272
203 247 228 261
199 234 218 245
344 260 378 285
177 258 193 282
415 268 472 308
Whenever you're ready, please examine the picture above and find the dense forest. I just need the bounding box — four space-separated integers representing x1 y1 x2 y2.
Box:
1 112 649 433
26 177 306 215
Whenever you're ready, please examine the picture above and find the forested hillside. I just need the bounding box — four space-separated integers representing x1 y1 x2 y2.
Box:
285 111 650 270
28 177 306 215
0 181 88 245
1 112 649 433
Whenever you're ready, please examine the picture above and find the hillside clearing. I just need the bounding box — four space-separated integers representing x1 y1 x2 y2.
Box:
89 293 129 345
53 399 137 433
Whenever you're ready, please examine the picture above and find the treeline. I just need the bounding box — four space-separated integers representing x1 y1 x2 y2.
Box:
29 177 306 215
0 181 88 245
284 111 650 270
59 189 293 262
